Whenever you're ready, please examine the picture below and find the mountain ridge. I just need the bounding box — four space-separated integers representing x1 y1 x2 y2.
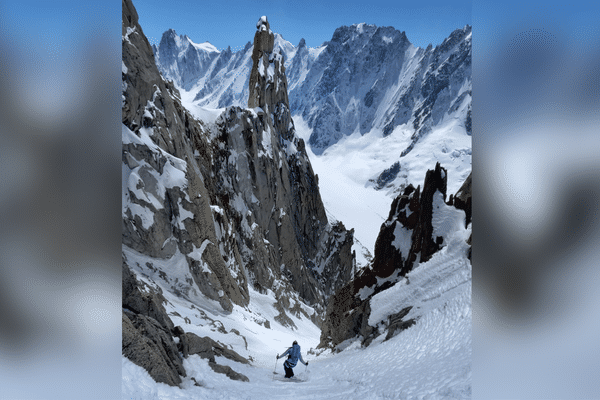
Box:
153 22 471 196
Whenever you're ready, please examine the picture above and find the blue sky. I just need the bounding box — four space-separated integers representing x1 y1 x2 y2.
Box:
134 0 471 51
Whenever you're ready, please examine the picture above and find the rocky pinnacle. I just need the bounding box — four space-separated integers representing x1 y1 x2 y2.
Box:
248 16 289 113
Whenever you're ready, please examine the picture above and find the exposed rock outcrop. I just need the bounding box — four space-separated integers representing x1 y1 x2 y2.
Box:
319 163 469 349
451 172 472 259
208 362 250 382
372 162 447 278
248 17 279 108
186 332 250 364
320 285 375 350
123 312 183 386
451 171 471 227
212 16 354 309
384 306 416 341
122 259 185 386
184 332 251 382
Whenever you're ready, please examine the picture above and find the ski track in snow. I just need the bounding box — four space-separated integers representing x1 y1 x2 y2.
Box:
123 289 470 400
123 302 470 400
122 218 471 399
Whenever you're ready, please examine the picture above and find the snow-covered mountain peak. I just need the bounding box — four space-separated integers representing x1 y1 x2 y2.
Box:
158 29 221 55
327 23 408 48
159 28 181 49
188 38 220 53
165 27 177 38
273 32 296 57
329 23 374 44
431 25 471 55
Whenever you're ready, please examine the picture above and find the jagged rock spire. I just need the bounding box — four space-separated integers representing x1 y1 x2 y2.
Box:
248 16 289 111
256 15 273 38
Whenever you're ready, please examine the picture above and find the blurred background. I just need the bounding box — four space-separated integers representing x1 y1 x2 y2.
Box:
0 1 122 399
1 0 599 398
474 0 600 398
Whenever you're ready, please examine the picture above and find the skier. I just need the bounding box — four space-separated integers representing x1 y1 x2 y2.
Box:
276 340 308 378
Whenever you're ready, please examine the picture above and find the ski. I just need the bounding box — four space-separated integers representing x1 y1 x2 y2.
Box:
272 372 306 382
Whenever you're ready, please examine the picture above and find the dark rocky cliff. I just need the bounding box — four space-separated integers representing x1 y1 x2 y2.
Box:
319 163 471 349
122 0 354 385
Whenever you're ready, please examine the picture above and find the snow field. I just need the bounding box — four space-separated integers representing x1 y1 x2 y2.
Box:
293 113 470 257
293 115 392 254
123 280 470 400
178 89 225 125
124 304 470 400
123 204 471 399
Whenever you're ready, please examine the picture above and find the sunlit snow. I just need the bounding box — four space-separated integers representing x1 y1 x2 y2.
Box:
122 206 471 399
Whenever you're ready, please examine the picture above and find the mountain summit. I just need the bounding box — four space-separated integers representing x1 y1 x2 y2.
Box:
248 16 288 111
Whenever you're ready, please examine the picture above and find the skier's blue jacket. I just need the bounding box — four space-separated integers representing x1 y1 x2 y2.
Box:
278 344 306 368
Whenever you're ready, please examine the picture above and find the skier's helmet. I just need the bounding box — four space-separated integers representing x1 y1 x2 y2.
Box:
293 340 298 345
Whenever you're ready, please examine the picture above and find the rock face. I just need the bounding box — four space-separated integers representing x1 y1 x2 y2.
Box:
451 171 471 227
123 0 354 385
399 27 472 156
248 17 280 108
186 332 250 365
122 0 247 315
372 162 448 278
319 163 470 349
122 259 185 386
184 332 251 382
451 172 472 260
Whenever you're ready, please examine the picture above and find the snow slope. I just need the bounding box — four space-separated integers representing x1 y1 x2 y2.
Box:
122 200 471 399
294 113 471 258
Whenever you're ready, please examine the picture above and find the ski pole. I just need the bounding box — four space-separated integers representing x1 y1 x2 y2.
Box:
273 354 279 380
